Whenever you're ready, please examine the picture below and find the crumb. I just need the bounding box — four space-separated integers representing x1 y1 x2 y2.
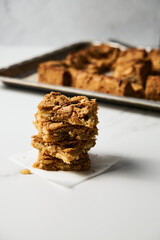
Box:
19 169 32 175
92 170 95 173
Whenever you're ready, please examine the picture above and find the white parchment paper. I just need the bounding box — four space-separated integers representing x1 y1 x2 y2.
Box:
9 149 119 188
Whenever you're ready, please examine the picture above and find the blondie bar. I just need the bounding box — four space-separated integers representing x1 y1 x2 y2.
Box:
38 60 72 86
33 152 90 171
65 44 120 73
34 120 98 142
145 75 160 100
31 135 95 163
149 49 160 73
113 59 151 86
85 44 120 71
65 49 89 69
114 48 147 67
37 92 98 128
73 71 134 97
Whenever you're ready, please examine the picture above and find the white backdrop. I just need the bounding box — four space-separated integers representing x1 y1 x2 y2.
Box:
0 0 160 47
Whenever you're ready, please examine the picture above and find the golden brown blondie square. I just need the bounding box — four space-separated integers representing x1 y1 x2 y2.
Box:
37 92 98 128
31 135 95 163
149 49 160 73
38 61 72 86
86 44 120 71
65 44 120 73
113 59 151 86
33 152 90 171
65 49 89 70
73 71 134 97
114 48 147 67
145 75 160 100
34 119 98 142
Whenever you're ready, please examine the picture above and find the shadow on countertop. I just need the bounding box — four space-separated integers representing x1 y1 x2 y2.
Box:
100 154 160 182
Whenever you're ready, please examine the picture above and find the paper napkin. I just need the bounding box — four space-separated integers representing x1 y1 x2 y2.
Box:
9 149 119 188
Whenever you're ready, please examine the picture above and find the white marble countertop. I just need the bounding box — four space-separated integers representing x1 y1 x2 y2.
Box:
0 46 160 240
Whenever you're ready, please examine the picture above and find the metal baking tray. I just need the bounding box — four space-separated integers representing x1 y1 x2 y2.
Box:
0 41 160 111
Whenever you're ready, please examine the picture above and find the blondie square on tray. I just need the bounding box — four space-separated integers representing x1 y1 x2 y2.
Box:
38 61 72 86
113 59 151 86
145 75 160 100
73 71 135 97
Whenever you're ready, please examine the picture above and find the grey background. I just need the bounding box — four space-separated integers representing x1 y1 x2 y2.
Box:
0 0 160 47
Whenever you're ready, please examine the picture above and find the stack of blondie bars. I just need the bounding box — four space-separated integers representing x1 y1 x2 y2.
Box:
31 92 98 171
